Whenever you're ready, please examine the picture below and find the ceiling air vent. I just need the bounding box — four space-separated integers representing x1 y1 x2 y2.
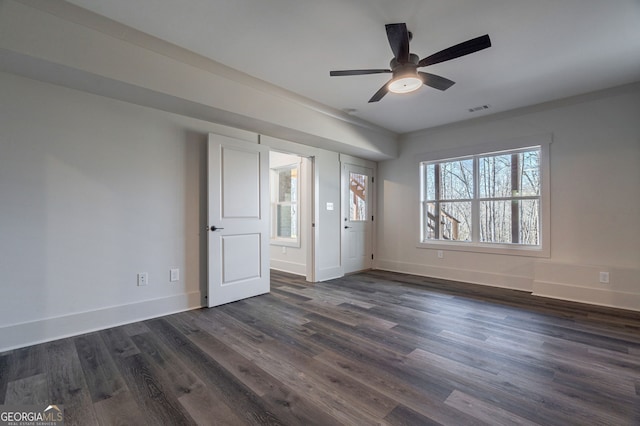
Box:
468 104 490 113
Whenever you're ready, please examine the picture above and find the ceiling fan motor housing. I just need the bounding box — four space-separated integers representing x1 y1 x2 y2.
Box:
390 53 419 68
388 54 423 93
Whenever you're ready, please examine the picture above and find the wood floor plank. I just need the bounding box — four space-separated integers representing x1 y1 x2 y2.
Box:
220 302 322 358
305 312 415 355
122 321 151 337
177 385 247 426
100 327 140 359
177 319 288 398
93 390 146 426
0 354 9 404
493 368 632 425
243 294 313 327
45 339 99 426
5 373 48 404
109 352 196 425
314 349 480 425
551 371 638 418
191 310 387 425
384 404 446 426
270 287 313 302
444 389 539 426
4 345 45 382
74 333 128 403
393 323 555 378
129 330 205 398
144 317 286 425
185 308 352 426
101 326 200 425
305 320 455 401
253 333 398 420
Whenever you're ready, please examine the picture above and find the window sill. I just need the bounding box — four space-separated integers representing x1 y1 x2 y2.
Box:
416 240 549 258
271 239 301 249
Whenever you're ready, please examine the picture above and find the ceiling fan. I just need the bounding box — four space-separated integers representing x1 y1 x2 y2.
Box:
330 23 491 103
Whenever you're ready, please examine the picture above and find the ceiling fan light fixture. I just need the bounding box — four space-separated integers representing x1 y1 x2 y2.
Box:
388 75 422 94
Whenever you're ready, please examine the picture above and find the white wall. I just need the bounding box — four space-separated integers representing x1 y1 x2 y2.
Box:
0 72 206 349
377 84 640 311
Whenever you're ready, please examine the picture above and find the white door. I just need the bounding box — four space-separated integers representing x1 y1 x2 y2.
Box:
342 164 373 274
207 134 270 307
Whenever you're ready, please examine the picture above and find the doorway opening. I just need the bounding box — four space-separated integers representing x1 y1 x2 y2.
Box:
269 151 314 281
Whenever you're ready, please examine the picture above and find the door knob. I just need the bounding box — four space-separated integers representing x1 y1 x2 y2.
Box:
209 226 224 231
344 226 352 229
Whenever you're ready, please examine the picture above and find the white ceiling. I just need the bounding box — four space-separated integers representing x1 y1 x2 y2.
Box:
66 0 640 134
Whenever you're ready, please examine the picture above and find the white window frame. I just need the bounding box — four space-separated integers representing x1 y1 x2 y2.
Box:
270 163 301 248
417 134 551 257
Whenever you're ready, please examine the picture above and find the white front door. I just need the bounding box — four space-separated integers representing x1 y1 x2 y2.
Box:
342 164 373 274
207 134 270 307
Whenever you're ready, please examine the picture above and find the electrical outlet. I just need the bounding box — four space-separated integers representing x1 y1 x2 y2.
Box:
170 268 179 282
599 272 609 284
137 272 148 286
437 250 444 259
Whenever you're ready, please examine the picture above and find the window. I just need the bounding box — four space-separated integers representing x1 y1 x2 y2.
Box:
271 164 299 245
420 144 546 254
349 172 368 221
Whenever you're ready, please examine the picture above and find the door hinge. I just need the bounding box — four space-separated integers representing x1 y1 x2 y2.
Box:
372 215 374 221
371 254 374 260
372 177 374 183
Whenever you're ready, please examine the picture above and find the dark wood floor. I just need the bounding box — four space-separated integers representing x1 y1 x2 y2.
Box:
2 270 639 425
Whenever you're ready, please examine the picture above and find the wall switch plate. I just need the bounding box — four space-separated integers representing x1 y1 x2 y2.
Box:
137 272 148 286
170 268 179 282
599 271 609 284
437 250 444 259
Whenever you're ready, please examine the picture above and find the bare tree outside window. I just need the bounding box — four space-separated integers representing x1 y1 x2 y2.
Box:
421 147 541 246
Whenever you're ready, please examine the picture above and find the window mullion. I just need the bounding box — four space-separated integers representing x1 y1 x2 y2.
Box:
511 153 520 244
472 156 480 243
434 163 441 240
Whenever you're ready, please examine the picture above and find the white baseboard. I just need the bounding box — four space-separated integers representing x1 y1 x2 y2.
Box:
270 259 306 276
376 259 640 313
376 259 533 292
317 265 343 282
533 281 640 312
533 261 640 312
0 291 202 352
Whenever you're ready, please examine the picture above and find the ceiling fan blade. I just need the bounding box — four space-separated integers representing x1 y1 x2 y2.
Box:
368 81 391 103
330 69 392 77
385 23 410 63
418 72 455 91
418 34 491 67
